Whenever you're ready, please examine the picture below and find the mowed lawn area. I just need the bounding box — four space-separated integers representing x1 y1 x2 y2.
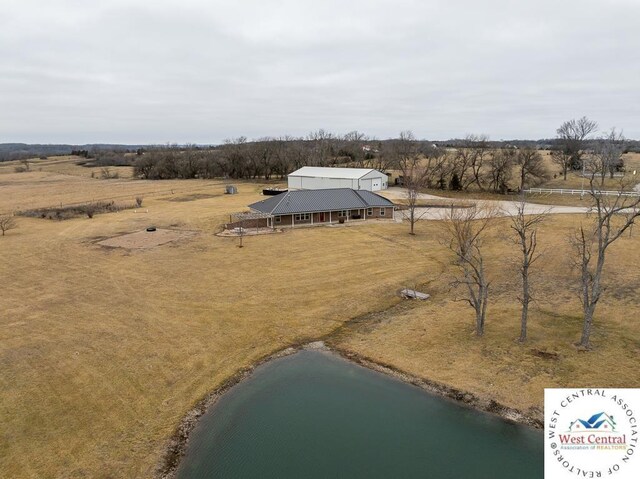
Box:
1 158 639 477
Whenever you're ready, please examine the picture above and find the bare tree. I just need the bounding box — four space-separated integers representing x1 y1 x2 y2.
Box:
441 205 495 336
488 148 515 194
389 133 451 234
178 147 201 178
100 167 119 179
244 138 276 179
401 165 429 235
341 131 369 167
83 204 96 218
366 141 394 172
307 129 335 166
393 132 426 234
133 154 155 179
451 144 474 190
269 137 289 178
420 145 451 189
510 198 548 342
221 137 248 179
517 147 550 190
0 215 17 236
452 135 491 191
589 128 625 186
550 148 572 182
468 135 491 191
571 174 640 349
553 116 598 180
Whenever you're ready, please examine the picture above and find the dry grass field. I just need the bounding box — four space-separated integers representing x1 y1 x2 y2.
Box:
394 151 640 207
1 156 639 478
331 216 640 414
0 156 135 180
0 160 432 478
520 151 640 206
540 151 640 190
0 158 216 215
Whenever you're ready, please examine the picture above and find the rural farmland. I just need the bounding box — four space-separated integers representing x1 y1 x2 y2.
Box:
1 156 639 477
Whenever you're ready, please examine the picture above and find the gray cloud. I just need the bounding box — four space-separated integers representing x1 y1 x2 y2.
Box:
1 0 639 143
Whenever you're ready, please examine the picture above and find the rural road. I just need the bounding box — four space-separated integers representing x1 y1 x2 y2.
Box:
381 187 590 220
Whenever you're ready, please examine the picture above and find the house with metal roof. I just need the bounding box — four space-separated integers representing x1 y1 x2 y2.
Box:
228 188 395 229
287 167 388 191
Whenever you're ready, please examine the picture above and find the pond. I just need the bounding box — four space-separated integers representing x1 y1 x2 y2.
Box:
176 350 543 478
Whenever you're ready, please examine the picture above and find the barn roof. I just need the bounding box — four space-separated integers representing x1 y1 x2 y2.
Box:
288 166 384 179
249 188 394 215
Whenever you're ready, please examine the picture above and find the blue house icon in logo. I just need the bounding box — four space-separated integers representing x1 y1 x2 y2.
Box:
568 412 616 432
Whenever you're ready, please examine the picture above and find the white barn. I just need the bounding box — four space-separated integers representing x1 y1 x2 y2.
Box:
287 167 388 191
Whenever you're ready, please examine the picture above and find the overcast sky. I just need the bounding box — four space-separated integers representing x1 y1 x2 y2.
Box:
2 0 639 144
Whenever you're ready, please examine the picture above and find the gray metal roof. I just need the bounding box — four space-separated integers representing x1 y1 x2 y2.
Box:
288 166 384 179
249 188 394 215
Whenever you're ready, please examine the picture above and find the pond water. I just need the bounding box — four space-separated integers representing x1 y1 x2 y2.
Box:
176 350 543 478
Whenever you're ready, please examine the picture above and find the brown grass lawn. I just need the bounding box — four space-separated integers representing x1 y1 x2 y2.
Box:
1 159 639 477
0 167 430 477
332 216 640 415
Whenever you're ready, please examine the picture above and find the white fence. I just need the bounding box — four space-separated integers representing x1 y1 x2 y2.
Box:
524 188 640 197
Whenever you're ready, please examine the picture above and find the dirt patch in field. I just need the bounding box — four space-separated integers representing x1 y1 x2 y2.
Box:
98 229 198 249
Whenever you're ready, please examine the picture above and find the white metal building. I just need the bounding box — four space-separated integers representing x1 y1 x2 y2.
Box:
287 167 388 191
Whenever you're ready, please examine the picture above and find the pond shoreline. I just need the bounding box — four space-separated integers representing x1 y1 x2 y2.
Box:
156 340 543 479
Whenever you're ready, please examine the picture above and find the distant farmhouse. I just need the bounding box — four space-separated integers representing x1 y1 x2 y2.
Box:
287 167 388 192
228 188 395 230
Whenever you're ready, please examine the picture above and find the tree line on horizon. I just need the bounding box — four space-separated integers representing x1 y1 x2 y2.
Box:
2 125 639 164
128 119 630 195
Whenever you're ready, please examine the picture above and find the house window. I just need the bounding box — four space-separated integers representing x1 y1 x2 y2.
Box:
380 208 385 216
338 210 347 217
294 213 310 221
274 216 281 224
367 208 373 216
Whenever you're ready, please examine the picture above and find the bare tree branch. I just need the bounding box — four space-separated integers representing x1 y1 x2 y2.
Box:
509 196 549 342
571 172 640 348
439 205 497 336
0 215 18 236
553 116 598 180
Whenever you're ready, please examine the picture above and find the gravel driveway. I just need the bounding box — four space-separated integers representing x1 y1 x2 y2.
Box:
381 187 590 221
